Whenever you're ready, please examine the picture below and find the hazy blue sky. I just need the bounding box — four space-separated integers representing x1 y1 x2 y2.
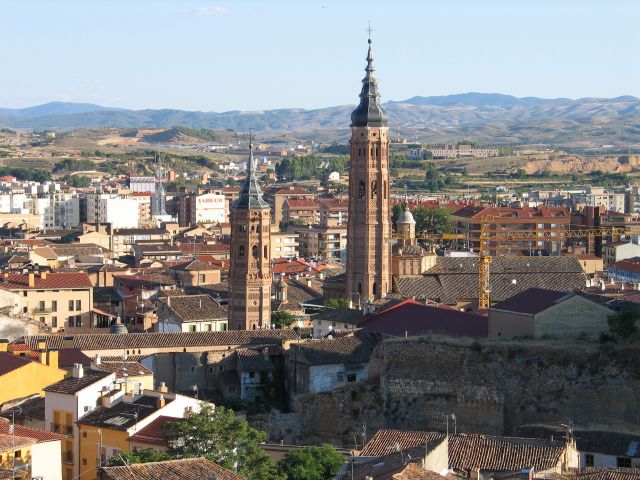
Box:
1 0 638 111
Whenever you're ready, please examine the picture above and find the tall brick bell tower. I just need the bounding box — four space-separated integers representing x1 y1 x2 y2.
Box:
228 139 272 330
346 38 391 305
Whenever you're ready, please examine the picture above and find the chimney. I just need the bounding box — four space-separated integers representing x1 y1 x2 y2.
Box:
28 273 35 288
63 336 74 349
72 363 84 379
47 349 59 369
471 469 481 480
520 468 534 480
95 354 101 365
156 394 166 409
0 339 7 352
158 382 169 393
37 338 46 351
38 349 47 365
40 271 47 280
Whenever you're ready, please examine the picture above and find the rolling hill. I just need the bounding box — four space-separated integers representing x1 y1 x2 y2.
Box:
1 93 640 145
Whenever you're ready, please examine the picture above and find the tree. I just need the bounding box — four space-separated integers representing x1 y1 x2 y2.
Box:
323 298 349 311
279 444 345 480
66 175 91 188
424 162 444 192
164 405 284 480
107 448 171 467
608 307 639 338
410 205 453 234
272 311 296 329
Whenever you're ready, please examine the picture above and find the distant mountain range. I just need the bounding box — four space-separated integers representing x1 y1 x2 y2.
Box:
1 94 640 144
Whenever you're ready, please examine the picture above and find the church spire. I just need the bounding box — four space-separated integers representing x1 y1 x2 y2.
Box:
351 37 388 127
237 132 269 210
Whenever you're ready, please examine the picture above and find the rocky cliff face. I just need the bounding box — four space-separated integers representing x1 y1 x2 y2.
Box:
294 339 640 447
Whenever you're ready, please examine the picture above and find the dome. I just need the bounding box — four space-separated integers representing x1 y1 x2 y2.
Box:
397 209 416 225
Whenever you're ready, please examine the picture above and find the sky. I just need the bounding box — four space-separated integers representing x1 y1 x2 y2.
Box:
1 0 639 112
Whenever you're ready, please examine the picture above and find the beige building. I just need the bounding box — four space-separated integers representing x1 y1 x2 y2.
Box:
270 229 300 259
0 272 93 332
489 288 614 339
289 224 347 261
169 259 222 287
269 186 314 227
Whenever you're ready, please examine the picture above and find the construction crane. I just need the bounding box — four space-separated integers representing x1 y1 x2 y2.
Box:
393 222 626 310
476 223 627 309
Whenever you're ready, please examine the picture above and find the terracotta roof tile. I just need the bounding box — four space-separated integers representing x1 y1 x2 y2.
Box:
0 272 92 290
0 420 65 442
128 415 179 446
100 457 246 480
43 370 113 395
21 330 301 352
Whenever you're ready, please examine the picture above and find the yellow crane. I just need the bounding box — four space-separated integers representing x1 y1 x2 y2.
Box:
394 222 626 310
476 222 627 309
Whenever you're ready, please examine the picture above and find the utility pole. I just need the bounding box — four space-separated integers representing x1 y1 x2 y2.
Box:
8 406 22 480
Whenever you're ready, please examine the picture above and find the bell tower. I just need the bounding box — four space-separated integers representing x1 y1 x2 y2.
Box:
228 139 272 330
346 38 391 304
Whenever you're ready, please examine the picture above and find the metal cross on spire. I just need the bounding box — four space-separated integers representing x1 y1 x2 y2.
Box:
367 22 374 43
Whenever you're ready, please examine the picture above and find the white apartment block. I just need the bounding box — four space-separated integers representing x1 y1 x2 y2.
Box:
87 194 139 228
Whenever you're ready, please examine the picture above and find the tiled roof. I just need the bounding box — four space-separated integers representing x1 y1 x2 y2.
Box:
58 348 93 368
170 259 219 272
100 457 246 480
360 430 446 457
517 426 640 457
395 257 586 305
49 243 107 256
453 205 569 219
0 396 45 422
78 395 168 430
0 419 65 442
285 198 320 208
128 415 179 446
0 352 34 376
359 299 488 337
236 348 274 371
113 228 168 236
0 272 92 290
43 370 113 395
490 288 572 315
96 361 153 378
571 469 640 480
293 330 379 365
114 273 176 287
448 433 566 471
361 430 568 472
274 187 312 195
313 307 365 326
21 330 301 352
160 294 227 322
0 433 37 452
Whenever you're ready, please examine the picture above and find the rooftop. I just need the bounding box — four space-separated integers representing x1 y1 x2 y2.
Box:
160 294 227 322
0 272 92 290
43 370 113 395
100 457 246 480
490 288 572 315
128 415 179 446
359 299 488 337
78 395 170 430
292 330 379 365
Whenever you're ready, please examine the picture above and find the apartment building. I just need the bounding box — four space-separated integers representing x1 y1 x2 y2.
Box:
319 198 348 226
270 228 300 259
0 272 93 332
268 186 314 227
282 198 320 226
452 205 571 256
289 224 347 260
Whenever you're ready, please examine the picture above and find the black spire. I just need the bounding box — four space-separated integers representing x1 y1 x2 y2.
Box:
351 37 388 127
236 133 269 209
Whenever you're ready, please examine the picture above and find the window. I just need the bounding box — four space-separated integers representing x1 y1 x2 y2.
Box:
189 325 196 332
190 366 196 373
39 300 45 312
264 245 268 259
39 316 45 323
198 274 206 283
69 300 74 311
52 317 57 328
358 181 365 199
347 373 357 382
585 454 594 467
75 315 82 327
337 372 345 382
249 372 255 379
617 457 632 468
82 458 87 466
76 300 81 311
52 300 57 312
68 316 74 327
209 367 214 374
14 450 21 459
239 245 245 257
252 245 259 258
